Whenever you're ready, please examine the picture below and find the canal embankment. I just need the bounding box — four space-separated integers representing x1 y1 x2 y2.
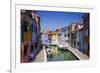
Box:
33 47 47 62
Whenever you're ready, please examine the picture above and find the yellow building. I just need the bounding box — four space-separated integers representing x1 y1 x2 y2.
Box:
51 29 61 45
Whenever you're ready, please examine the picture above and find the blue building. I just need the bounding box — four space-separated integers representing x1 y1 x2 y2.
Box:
32 21 37 43
30 11 41 61
76 24 84 53
61 26 69 47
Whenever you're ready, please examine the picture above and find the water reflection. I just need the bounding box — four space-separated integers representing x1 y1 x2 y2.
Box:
46 45 79 61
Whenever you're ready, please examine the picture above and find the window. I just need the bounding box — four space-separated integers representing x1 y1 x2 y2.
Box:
24 23 28 32
77 42 80 46
64 34 67 37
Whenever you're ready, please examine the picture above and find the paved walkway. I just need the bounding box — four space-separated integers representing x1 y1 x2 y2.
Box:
33 46 47 62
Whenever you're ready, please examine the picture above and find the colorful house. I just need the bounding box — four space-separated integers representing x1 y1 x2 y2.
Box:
41 33 49 45
51 32 57 44
51 29 61 45
48 31 53 44
76 24 84 52
21 10 41 63
70 23 77 48
61 26 69 47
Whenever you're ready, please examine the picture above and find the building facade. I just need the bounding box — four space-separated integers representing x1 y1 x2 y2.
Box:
61 26 69 47
68 23 77 48
21 10 41 63
51 29 61 45
76 24 84 53
82 13 90 56
41 32 49 45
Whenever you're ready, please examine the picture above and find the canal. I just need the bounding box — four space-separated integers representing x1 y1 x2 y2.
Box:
46 45 79 61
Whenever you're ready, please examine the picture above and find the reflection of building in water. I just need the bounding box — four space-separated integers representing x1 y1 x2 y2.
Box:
21 10 41 63
47 45 79 61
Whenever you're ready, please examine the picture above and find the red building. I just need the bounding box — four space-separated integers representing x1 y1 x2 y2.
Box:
68 22 78 48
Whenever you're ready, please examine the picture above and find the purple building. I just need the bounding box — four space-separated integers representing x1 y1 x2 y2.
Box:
41 34 49 45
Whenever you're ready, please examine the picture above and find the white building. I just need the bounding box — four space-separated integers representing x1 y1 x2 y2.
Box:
60 26 69 47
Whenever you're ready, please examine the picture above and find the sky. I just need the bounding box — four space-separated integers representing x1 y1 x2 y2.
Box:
37 10 85 32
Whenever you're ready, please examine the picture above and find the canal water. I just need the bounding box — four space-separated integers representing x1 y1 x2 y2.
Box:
46 45 79 61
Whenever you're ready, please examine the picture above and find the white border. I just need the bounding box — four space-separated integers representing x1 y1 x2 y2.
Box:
11 4 96 73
